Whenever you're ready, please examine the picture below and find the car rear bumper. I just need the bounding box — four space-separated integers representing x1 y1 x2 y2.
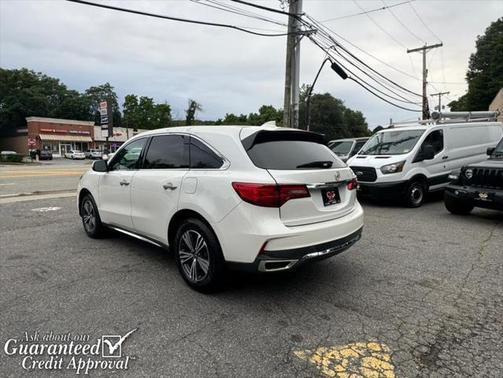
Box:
445 184 503 210
217 201 364 268
237 227 363 272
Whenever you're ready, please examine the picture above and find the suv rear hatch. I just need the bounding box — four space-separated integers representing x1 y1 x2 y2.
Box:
241 129 357 226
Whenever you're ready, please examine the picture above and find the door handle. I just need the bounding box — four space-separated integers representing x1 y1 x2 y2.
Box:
163 183 178 191
120 180 130 186
442 156 448 160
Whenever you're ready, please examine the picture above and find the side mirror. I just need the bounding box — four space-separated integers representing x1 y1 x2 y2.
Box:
422 144 435 160
92 160 108 172
487 147 495 156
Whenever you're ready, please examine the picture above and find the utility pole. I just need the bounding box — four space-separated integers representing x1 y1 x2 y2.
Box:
430 91 449 111
407 43 443 120
282 0 302 128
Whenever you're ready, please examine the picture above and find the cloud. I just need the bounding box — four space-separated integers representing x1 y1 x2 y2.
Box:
1 0 501 126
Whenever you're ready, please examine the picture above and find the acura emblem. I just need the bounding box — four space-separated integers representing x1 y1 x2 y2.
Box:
334 172 341 181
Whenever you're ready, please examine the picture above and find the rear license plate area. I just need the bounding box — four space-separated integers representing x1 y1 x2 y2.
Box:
321 187 341 206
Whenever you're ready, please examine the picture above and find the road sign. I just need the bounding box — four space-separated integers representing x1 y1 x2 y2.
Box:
100 100 110 138
28 137 36 148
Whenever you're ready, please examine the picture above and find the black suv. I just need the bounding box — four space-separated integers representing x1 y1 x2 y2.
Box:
444 138 503 214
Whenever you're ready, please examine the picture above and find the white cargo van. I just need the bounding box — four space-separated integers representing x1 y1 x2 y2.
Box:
347 112 503 207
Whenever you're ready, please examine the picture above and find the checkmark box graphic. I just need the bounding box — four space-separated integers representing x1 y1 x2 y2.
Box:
101 328 137 358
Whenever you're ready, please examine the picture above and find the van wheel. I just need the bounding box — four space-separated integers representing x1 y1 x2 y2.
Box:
80 194 106 238
444 193 473 215
174 218 225 293
404 180 426 207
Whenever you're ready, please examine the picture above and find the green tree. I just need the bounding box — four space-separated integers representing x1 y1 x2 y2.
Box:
248 105 283 126
123 94 171 130
186 99 202 126
152 103 172 129
449 18 503 111
0 68 91 132
122 94 140 129
299 91 370 140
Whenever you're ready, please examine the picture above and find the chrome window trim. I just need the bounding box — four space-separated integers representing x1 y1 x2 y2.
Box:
141 131 231 171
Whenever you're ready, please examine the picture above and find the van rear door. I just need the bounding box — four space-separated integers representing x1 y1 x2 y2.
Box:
241 130 357 226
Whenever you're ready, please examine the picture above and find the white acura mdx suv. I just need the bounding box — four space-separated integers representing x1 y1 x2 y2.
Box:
78 126 364 291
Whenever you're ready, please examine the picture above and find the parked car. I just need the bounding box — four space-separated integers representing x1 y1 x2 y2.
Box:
65 150 86 159
39 150 53 160
1 150 17 156
444 137 503 214
85 149 103 159
78 126 364 291
0 150 22 163
347 116 503 207
330 138 369 162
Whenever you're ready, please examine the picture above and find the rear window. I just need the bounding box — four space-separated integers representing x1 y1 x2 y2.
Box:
243 131 344 170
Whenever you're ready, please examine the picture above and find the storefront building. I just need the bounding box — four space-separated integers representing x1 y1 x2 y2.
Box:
27 117 95 157
92 126 147 152
0 116 148 157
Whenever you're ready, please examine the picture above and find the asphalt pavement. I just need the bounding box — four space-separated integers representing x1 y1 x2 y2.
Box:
0 192 502 377
0 159 91 196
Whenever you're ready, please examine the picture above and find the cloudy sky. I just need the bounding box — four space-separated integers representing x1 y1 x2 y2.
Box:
1 0 501 128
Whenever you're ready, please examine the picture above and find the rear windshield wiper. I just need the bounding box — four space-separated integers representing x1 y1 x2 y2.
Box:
296 161 333 169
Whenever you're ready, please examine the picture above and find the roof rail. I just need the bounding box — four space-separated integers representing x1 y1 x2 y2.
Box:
431 111 499 123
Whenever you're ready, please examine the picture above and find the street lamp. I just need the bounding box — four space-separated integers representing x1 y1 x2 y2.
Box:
305 59 348 131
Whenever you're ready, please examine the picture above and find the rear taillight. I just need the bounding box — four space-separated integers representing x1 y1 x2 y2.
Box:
232 182 310 207
347 178 359 191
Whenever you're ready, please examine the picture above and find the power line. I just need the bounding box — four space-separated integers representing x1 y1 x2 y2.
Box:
65 0 297 37
409 2 442 42
230 0 298 18
321 0 413 23
303 16 422 97
310 32 420 103
353 0 407 49
382 0 424 44
193 0 288 29
349 77 421 112
304 14 422 82
307 35 421 112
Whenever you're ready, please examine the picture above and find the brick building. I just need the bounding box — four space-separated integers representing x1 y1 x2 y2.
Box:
0 117 94 157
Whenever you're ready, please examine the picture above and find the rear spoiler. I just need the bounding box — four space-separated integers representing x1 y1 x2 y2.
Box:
242 130 327 151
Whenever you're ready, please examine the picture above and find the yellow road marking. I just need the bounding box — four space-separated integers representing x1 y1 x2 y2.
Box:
294 342 395 378
1 170 88 174
0 173 84 178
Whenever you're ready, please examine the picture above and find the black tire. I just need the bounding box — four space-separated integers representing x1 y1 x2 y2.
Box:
174 218 225 292
80 194 106 238
404 179 427 208
444 193 473 215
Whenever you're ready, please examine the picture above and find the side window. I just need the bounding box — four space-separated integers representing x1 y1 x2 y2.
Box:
190 138 223 169
422 130 444 155
143 135 189 169
351 141 367 157
109 138 146 171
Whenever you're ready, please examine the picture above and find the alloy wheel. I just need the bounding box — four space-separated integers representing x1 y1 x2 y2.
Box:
82 199 96 233
178 230 210 283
